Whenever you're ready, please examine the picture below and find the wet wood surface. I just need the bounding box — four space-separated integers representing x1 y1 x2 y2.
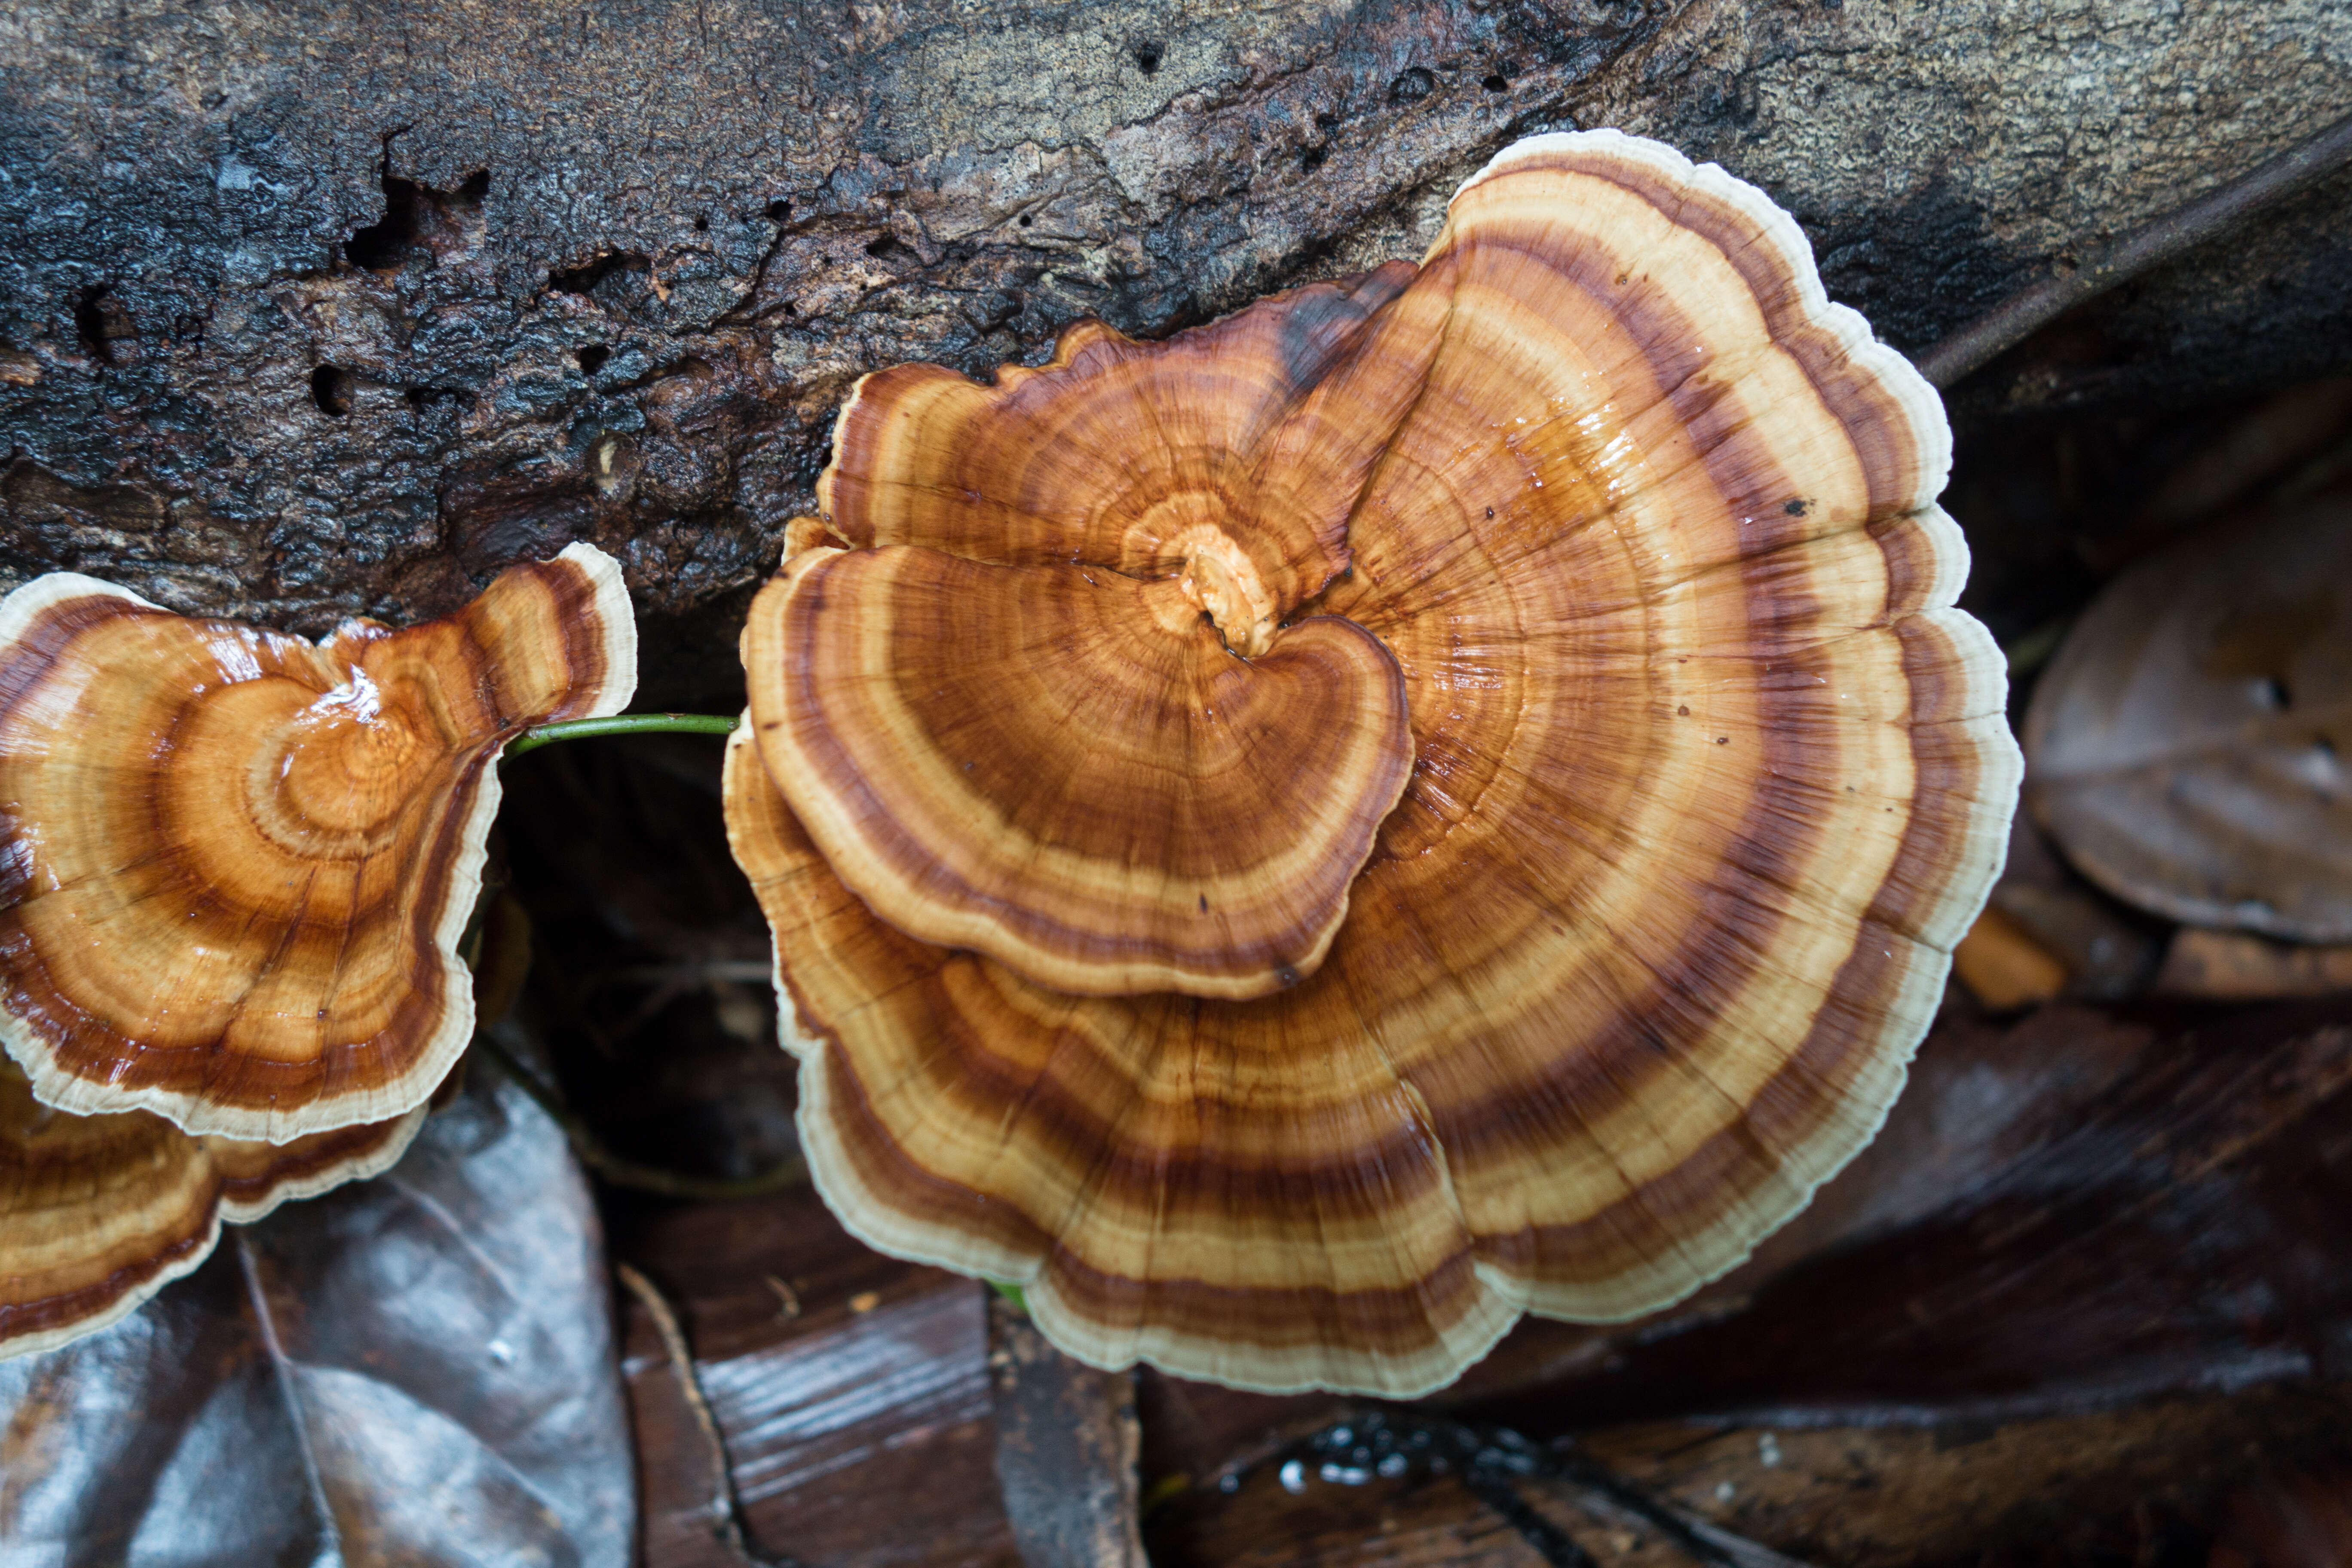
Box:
600 992 2352 1568
8 374 2319 1564
6 3 2352 1556
613 1186 1019 1567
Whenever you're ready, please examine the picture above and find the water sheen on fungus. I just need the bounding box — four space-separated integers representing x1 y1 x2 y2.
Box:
726 130 2022 1396
0 543 637 1142
0 1056 422 1360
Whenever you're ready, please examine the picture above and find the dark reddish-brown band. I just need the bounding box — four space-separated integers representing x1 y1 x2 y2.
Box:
744 545 1415 998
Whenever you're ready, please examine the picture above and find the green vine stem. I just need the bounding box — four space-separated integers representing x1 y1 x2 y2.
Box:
505 711 740 759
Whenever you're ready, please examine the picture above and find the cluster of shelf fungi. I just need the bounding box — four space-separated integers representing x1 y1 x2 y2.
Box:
3 124 2348 1565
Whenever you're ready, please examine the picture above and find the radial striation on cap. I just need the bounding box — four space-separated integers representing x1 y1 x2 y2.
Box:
0 542 637 1142
728 130 2020 1396
743 544 1414 997
818 264 1423 657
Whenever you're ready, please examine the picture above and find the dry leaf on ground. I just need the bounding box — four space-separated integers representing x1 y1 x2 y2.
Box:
0 1066 633 1568
2027 500 2352 940
2157 928 2352 998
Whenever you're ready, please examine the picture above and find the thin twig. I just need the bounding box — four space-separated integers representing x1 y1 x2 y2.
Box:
1916 110 2352 388
616 1263 799 1568
1459 1465 1601 1568
472 1028 807 1200
1364 1415 1819 1568
1538 1444 1816 1568
504 711 739 759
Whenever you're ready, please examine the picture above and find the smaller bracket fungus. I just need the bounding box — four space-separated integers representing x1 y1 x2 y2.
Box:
0 543 636 1141
729 130 2020 1396
0 1055 423 1360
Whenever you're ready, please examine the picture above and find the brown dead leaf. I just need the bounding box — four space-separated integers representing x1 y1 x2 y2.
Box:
1953 904 2073 1009
0 1066 633 1566
611 1183 1019 1568
2026 500 2352 940
2107 375 2352 569
1447 997 2352 1433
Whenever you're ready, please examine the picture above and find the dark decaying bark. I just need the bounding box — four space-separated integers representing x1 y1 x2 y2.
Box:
989 1290 1148 1568
3 0 2351 695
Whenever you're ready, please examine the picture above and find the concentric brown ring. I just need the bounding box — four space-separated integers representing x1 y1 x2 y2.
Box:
0 1054 423 1360
745 544 1416 997
0 543 637 1141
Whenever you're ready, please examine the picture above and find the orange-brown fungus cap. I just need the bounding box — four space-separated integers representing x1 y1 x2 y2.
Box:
727 131 2021 1396
743 545 1413 996
0 1054 422 1359
816 264 1420 657
0 543 636 1141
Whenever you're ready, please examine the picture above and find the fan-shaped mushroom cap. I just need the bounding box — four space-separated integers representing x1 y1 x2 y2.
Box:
727 130 2019 1395
0 543 635 1141
817 263 1422 658
742 545 1414 997
0 1055 423 1359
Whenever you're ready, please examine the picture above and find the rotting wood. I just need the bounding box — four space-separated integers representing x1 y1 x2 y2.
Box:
618 1262 800 1568
988 1290 1149 1568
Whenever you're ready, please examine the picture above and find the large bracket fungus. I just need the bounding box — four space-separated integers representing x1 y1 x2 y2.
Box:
730 128 2022 1397
0 543 636 1142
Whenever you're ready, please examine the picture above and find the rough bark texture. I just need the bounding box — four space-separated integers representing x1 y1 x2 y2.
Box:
989 1291 1148 1568
3 0 2349 695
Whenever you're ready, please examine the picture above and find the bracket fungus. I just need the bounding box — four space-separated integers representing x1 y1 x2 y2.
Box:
726 130 2021 1396
0 1055 423 1359
0 542 636 1142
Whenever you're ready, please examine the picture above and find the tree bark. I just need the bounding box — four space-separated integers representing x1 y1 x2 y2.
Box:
3 0 2349 695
